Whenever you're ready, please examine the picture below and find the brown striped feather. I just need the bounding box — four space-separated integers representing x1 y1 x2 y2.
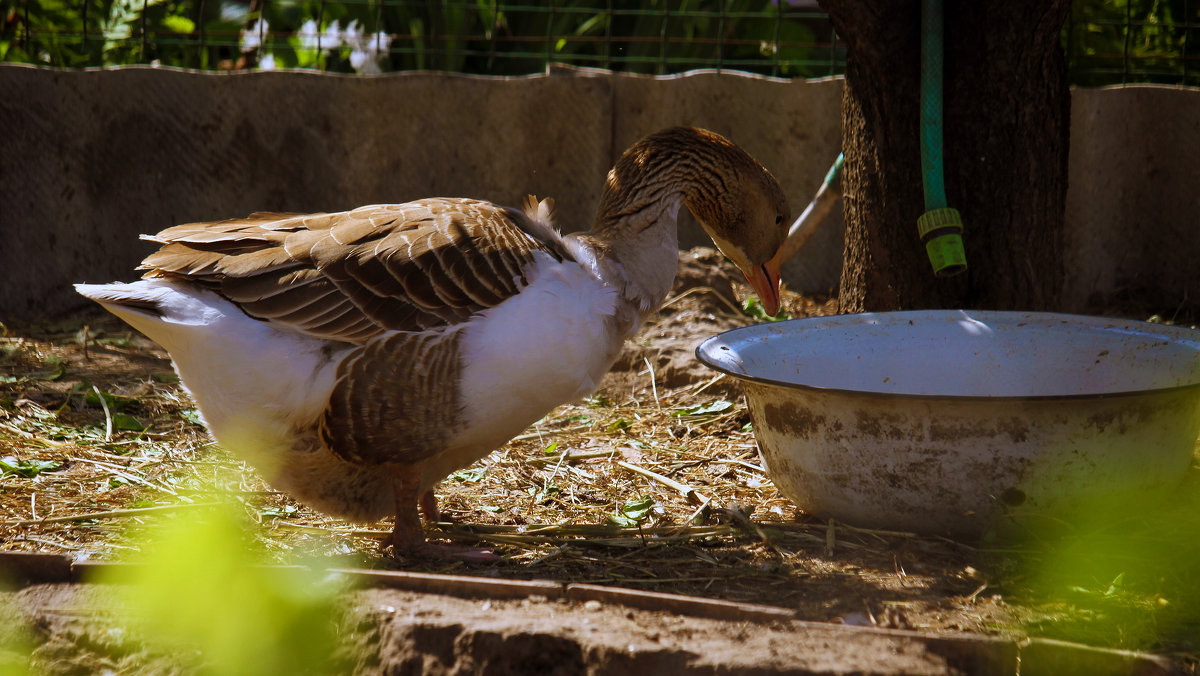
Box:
222 268 324 303
137 198 569 344
319 329 462 465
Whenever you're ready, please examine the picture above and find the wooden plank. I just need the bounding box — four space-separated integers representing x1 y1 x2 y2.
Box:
329 568 564 600
565 582 796 622
1019 637 1185 676
0 551 72 585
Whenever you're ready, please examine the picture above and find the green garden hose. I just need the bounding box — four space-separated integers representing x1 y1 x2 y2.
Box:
826 152 844 186
776 153 844 264
918 0 967 277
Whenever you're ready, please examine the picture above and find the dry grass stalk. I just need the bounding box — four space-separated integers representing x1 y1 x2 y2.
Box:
5 289 1151 654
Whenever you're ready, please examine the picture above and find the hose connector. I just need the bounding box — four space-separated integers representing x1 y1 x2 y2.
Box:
917 207 967 277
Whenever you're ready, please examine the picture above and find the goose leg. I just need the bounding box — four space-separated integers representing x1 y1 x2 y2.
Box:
419 489 439 523
383 464 428 555
384 465 496 561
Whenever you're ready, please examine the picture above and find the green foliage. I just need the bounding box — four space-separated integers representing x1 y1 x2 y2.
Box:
5 0 1188 85
1 0 827 76
1066 0 1197 86
0 357 66 384
741 296 791 322
98 503 347 675
989 478 1200 653
12 357 68 383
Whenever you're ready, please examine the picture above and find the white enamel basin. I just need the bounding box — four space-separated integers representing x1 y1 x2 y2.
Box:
697 311 1200 538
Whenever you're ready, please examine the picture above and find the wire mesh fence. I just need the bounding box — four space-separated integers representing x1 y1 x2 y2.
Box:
1 0 1196 86
0 1 844 77
1068 0 1198 86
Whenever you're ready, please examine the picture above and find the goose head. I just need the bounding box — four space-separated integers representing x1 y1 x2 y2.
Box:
680 131 791 316
596 127 792 316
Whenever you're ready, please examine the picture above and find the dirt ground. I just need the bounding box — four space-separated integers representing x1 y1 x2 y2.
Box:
1 248 1198 674
3 580 1038 675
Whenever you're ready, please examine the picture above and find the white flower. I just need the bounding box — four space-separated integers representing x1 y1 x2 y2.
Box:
324 20 342 49
343 21 391 74
371 31 392 56
342 20 361 46
240 18 268 53
259 53 276 70
298 19 320 52
221 4 246 22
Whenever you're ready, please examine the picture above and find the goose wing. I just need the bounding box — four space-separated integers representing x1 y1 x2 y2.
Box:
139 197 570 344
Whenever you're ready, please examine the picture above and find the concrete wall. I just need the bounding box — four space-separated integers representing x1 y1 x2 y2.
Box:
0 64 843 319
1 64 1196 320
1063 86 1200 316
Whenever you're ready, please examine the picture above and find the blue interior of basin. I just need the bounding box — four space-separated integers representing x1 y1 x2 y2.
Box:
697 310 1200 399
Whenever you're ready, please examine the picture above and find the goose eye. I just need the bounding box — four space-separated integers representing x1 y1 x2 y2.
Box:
775 215 784 225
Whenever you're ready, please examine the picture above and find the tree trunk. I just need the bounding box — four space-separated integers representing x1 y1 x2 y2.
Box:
820 0 1071 312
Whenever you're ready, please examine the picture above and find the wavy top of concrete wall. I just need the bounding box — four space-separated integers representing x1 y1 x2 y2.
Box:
2 65 1197 319
0 65 844 318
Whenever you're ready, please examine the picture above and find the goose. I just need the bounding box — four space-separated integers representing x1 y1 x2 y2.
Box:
75 127 791 558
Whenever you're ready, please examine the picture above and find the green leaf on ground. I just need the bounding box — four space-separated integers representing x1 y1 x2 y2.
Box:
107 476 132 489
609 496 654 528
606 418 631 433
32 360 68 381
85 388 137 411
450 467 486 482
260 505 299 519
672 400 734 417
0 456 63 478
112 413 145 431
742 296 791 322
530 484 560 503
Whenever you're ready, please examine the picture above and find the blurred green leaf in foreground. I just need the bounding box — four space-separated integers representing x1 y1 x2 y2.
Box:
99 502 348 675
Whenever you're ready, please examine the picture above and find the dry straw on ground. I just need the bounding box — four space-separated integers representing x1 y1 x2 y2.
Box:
2 251 1198 666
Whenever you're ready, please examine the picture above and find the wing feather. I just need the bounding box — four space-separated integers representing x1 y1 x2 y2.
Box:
327 214 379 245
237 281 341 321
222 268 324 303
140 244 228 276
137 198 572 344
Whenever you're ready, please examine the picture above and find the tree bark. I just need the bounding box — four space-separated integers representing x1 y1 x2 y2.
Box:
820 1 1071 312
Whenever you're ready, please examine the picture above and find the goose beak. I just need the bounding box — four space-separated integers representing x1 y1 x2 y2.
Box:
744 255 782 317
703 227 785 317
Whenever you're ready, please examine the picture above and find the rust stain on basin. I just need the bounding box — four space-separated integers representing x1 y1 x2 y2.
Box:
928 417 1030 445
760 402 823 439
